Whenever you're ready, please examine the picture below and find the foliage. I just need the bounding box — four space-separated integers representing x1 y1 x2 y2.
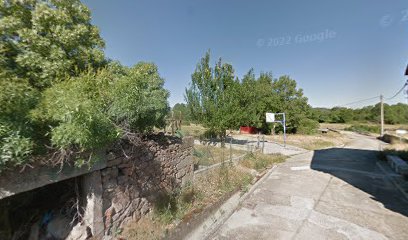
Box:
0 1 170 169
109 62 169 133
32 69 118 150
296 118 319 135
153 187 196 224
34 63 169 150
0 124 33 171
344 124 381 134
0 0 107 168
186 51 313 135
185 51 241 140
172 103 192 124
312 103 408 125
0 0 105 89
0 76 37 169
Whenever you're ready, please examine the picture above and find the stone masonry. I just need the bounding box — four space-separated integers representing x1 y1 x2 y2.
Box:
101 134 194 235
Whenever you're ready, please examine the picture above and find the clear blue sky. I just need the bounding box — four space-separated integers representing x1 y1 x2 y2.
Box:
83 0 408 108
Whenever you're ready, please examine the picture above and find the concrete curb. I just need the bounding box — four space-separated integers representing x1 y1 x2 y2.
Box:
184 165 278 240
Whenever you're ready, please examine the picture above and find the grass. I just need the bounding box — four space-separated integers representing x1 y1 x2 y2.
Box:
178 124 207 138
121 217 165 240
240 152 286 171
319 123 351 130
264 131 350 150
193 144 246 167
120 165 255 239
344 124 381 135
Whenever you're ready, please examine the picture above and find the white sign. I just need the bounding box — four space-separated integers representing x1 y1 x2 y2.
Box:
396 129 408 135
266 113 275 123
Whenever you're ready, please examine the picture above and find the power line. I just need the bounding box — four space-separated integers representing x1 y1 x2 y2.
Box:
385 80 408 100
335 95 380 108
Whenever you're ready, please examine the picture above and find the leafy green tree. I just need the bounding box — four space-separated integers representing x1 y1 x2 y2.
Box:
270 76 313 133
185 51 240 140
172 103 192 124
186 52 315 136
0 0 108 168
34 62 170 151
32 69 119 150
108 62 170 133
0 0 105 89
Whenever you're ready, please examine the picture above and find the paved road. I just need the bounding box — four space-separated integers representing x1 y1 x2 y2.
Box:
211 133 408 240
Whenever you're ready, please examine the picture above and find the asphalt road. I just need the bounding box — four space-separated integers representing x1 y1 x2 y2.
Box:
211 133 408 240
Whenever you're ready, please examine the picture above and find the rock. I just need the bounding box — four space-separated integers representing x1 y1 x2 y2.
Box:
46 215 71 239
107 158 122 167
66 224 88 240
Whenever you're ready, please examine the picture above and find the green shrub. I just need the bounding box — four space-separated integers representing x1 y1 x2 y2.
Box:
34 63 169 152
33 70 120 150
0 128 33 171
108 62 169 133
296 118 319 135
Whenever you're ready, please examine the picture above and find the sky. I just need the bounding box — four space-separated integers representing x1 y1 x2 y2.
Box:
82 0 408 108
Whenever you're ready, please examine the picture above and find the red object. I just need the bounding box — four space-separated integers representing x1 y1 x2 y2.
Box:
240 126 258 134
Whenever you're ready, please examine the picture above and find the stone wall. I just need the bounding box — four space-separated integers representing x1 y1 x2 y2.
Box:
100 134 194 235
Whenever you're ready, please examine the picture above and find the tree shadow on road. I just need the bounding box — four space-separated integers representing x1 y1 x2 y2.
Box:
311 147 408 217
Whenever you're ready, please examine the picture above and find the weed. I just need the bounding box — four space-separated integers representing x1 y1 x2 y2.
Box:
240 153 285 171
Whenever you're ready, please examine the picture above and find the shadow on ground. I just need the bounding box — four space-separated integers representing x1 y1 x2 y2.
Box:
311 147 408 217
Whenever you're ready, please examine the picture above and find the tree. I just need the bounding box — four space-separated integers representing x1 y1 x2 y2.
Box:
172 103 192 124
186 51 315 136
0 0 107 168
108 62 170 133
185 51 240 141
0 0 105 89
34 62 170 151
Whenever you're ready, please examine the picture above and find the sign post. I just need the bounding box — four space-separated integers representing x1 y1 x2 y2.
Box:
266 112 287 147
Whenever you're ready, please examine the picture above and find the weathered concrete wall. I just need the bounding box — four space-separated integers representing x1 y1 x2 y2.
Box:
101 135 194 235
0 134 194 238
0 152 106 200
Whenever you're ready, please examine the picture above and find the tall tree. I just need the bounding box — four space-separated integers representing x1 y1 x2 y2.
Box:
185 51 240 140
0 0 105 89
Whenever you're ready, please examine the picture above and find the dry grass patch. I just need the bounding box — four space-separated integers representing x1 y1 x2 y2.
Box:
120 166 253 239
265 132 350 150
121 217 166 240
240 152 286 171
193 145 246 166
179 124 207 138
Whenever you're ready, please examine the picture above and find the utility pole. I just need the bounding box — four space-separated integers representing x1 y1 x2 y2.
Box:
380 94 384 137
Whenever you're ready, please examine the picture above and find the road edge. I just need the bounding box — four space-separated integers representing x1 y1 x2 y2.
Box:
184 164 278 240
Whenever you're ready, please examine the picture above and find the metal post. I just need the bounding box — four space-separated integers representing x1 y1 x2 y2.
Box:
283 113 287 147
257 132 260 149
230 137 232 162
262 135 265 154
380 95 384 137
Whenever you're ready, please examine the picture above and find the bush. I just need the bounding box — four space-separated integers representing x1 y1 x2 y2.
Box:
108 63 169 132
0 78 37 170
296 118 319 135
33 70 120 150
0 125 33 171
33 64 169 153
